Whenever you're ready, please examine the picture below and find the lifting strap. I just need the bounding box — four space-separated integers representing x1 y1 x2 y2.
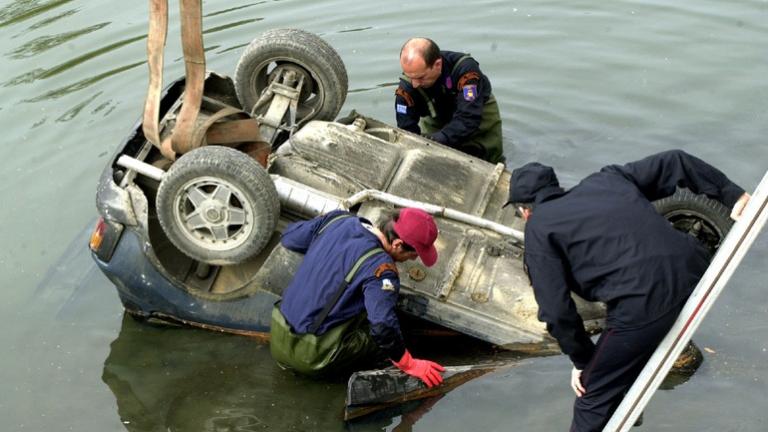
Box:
142 0 168 148
142 0 208 160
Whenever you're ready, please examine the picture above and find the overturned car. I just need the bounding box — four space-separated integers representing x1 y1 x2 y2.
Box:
90 29 733 353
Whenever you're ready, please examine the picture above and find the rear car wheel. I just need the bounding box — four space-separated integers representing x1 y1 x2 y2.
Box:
654 188 733 255
156 146 279 266
234 28 348 124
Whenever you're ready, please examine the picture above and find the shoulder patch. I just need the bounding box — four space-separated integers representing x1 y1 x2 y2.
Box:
457 71 481 91
395 87 414 107
396 103 408 114
463 84 477 101
381 278 396 292
374 262 399 278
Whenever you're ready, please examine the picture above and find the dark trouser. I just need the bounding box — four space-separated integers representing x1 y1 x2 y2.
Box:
420 95 504 164
570 306 683 432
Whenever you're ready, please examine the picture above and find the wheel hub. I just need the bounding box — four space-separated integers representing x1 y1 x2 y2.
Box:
268 63 314 102
202 203 226 224
174 177 254 251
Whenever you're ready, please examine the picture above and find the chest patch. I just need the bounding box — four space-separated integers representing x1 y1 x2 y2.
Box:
463 84 477 101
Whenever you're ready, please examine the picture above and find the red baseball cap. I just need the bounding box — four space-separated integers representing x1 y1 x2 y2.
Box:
392 208 439 267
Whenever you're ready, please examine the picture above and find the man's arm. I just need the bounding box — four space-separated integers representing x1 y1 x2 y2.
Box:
361 268 406 359
525 251 595 369
605 149 746 209
280 210 348 253
362 267 445 387
395 82 422 135
429 58 487 146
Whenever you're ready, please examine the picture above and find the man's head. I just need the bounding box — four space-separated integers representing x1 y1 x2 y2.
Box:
505 162 561 219
379 208 439 266
400 38 442 89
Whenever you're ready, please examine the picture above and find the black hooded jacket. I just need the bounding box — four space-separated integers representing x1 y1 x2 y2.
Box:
522 150 745 369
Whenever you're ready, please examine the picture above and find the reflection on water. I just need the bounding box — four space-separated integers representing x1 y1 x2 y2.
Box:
102 315 509 432
102 314 350 431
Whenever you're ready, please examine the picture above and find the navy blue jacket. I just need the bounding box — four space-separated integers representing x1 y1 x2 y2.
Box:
279 210 406 359
523 150 745 369
395 50 492 147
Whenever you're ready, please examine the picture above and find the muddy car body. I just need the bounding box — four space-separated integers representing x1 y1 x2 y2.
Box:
91 30 731 352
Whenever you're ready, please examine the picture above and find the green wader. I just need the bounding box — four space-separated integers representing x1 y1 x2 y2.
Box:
419 94 504 164
409 54 505 164
270 306 381 376
269 224 385 377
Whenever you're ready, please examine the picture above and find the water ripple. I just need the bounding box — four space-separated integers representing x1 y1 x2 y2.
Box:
22 60 144 102
204 2 266 18
0 0 74 28
20 8 77 34
6 22 109 59
4 34 146 87
203 18 263 35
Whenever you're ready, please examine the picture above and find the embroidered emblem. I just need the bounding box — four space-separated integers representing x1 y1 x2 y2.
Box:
445 76 453 89
374 262 399 277
463 84 477 101
396 103 408 114
457 71 480 90
395 87 414 106
381 278 395 292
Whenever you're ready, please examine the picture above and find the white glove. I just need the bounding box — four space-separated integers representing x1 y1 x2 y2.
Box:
571 367 585 397
730 192 751 221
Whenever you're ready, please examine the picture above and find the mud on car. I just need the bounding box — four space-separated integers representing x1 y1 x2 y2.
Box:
90 29 734 352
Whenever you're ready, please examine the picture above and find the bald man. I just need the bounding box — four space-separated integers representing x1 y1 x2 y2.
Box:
395 38 504 163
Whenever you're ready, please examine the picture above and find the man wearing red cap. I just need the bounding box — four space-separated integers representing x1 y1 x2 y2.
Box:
270 207 445 387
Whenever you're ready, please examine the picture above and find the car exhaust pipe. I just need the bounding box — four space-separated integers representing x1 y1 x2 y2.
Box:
114 157 526 243
270 175 524 243
116 155 166 182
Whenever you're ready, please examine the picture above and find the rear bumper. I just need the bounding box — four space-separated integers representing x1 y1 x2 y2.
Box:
92 228 278 334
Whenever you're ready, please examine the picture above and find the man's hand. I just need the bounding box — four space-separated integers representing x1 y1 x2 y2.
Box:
571 367 585 397
393 350 445 388
730 192 751 221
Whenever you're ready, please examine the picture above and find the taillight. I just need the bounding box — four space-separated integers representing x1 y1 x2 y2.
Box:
89 217 123 262
90 217 107 252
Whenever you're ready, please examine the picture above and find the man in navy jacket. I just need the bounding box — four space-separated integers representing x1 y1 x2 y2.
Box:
395 38 504 163
270 208 445 387
506 150 750 431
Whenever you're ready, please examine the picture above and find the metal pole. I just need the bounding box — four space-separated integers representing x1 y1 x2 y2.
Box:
603 170 768 432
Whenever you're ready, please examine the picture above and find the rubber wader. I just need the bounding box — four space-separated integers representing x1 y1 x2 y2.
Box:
269 215 385 376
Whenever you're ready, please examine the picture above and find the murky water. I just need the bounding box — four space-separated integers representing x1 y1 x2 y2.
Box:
0 0 766 430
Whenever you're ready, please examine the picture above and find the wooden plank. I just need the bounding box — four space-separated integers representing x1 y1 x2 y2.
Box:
344 362 515 420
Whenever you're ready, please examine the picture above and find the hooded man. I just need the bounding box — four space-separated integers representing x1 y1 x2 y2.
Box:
507 150 750 431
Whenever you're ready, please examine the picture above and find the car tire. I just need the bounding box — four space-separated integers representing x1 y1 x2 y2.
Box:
234 28 347 123
156 146 279 266
653 188 733 255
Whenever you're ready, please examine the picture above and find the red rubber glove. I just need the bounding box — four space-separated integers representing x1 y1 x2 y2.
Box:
392 349 445 388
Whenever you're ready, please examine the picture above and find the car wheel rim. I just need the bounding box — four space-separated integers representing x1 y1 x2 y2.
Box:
665 210 723 254
250 58 323 119
173 176 255 252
